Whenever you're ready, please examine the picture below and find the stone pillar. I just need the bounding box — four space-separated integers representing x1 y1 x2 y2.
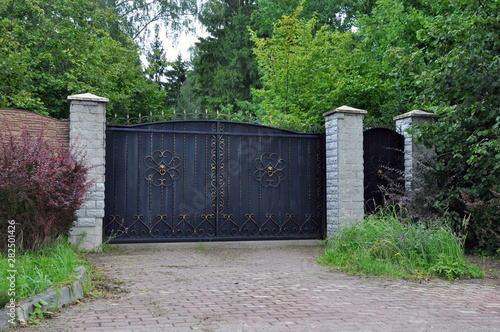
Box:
394 110 438 190
67 93 108 250
323 106 366 237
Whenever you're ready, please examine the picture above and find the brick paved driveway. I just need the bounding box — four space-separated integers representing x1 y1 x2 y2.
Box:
27 243 500 331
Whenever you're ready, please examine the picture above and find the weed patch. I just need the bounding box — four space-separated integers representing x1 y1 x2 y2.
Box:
84 266 127 300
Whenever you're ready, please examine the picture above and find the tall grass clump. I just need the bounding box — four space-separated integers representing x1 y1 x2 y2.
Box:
320 207 483 280
0 239 86 308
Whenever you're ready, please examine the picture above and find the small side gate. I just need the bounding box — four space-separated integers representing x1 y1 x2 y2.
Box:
104 120 325 242
363 128 404 212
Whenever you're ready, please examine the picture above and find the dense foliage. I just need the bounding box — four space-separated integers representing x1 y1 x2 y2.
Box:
251 0 376 37
251 8 400 127
407 0 500 252
0 129 91 253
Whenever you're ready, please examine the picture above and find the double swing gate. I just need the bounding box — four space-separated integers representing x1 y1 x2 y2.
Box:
104 120 325 242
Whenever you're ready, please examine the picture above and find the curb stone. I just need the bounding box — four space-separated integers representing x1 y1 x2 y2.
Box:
0 265 87 331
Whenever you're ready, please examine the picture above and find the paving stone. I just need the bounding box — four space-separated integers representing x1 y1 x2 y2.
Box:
21 245 500 332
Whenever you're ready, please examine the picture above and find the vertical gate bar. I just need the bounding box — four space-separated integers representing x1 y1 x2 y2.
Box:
148 131 153 231
279 138 282 230
210 125 217 230
288 137 292 220
306 140 314 232
299 138 302 232
215 120 220 236
172 130 176 234
268 135 272 230
219 122 225 232
137 131 141 236
321 135 327 236
205 133 208 222
324 135 327 236
227 135 231 226
104 131 118 238
125 132 129 233
258 136 262 231
112 132 117 230
194 130 197 235
183 128 186 215
239 135 242 235
160 128 164 226
248 136 252 229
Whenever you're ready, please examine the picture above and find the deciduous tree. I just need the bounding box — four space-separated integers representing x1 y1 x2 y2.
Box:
93 0 198 44
251 8 399 127
0 0 164 118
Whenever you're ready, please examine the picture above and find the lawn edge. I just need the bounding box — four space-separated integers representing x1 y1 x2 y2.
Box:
0 265 87 330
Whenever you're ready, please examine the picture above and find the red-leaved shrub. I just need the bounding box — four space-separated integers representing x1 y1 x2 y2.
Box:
0 128 92 253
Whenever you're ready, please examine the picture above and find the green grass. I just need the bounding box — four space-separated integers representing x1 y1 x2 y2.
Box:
0 239 87 308
319 207 483 280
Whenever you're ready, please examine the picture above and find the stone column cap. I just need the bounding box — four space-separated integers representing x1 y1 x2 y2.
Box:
68 93 109 104
323 105 367 117
393 110 438 121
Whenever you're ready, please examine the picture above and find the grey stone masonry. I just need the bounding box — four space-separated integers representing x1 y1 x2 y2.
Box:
323 106 366 237
68 93 108 250
394 110 438 191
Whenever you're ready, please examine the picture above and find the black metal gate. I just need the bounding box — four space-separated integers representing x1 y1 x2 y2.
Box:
363 128 404 213
104 121 325 242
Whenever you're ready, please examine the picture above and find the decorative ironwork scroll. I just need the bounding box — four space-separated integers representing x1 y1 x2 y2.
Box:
144 150 181 187
253 153 286 187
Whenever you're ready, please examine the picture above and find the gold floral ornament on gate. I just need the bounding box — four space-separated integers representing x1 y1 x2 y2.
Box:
253 153 286 187
144 150 181 187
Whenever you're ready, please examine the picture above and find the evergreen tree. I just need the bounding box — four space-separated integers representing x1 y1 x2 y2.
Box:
192 0 261 113
145 26 168 89
165 54 188 109
177 69 202 113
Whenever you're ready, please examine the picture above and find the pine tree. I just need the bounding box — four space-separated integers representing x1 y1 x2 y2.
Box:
191 0 260 113
145 26 168 90
164 54 188 109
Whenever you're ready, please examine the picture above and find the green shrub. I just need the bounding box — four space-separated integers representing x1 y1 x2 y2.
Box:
320 207 483 280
